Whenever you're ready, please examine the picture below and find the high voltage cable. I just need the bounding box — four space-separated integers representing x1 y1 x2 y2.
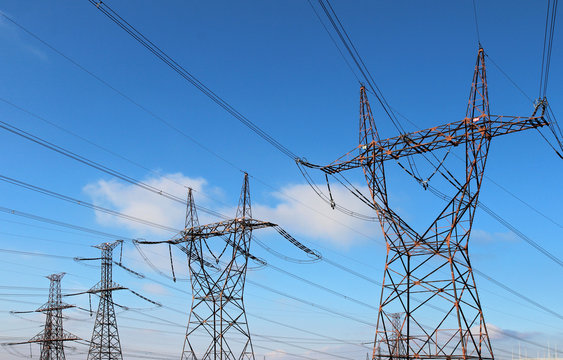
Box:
3 157 559 325
6 178 558 330
0 14 380 244
0 119 228 220
249 313 371 351
539 0 559 98
2 250 376 358
0 188 383 318
312 0 562 229
0 13 243 179
313 0 407 135
426 185 563 269
2 6 560 348
2 251 559 358
473 268 563 321
0 205 127 240
86 0 298 160
0 174 180 234
0 170 502 320
264 261 379 311
305 0 362 83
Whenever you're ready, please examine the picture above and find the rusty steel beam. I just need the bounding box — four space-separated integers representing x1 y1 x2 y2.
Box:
300 47 546 360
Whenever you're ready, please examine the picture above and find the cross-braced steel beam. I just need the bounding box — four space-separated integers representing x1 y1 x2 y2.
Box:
26 273 79 360
300 47 548 360
86 241 125 360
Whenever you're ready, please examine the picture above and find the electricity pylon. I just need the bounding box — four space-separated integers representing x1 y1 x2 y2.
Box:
27 273 79 360
139 173 319 360
388 313 406 359
300 47 548 360
83 240 125 360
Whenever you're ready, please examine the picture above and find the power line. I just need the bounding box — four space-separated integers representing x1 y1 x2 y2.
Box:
0 13 382 245
0 118 227 220
313 0 561 228
3 239 560 356
3 250 376 359
0 205 127 240
2 6 560 352
311 0 562 236
4 172 560 331
0 12 244 179
0 114 557 319
86 0 298 160
312 0 407 135
0 174 179 233
0 175 388 318
539 0 559 98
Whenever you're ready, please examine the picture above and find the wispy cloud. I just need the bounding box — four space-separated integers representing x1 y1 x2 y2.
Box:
83 172 209 237
0 10 49 61
253 183 381 247
83 173 381 247
471 229 518 243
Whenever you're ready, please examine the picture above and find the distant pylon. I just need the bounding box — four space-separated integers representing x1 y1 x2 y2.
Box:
86 240 125 360
28 273 79 360
387 313 406 359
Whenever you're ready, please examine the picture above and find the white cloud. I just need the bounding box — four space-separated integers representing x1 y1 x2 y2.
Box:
484 323 506 340
253 183 381 247
470 322 524 341
142 283 169 296
83 173 209 237
264 349 289 359
0 10 49 61
83 173 382 249
471 229 517 243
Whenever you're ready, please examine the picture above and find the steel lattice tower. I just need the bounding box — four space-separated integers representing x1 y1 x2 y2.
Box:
301 47 548 360
181 174 257 360
86 240 125 360
138 173 314 360
26 273 79 360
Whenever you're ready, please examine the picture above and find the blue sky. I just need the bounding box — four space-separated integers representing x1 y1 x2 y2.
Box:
0 1 561 359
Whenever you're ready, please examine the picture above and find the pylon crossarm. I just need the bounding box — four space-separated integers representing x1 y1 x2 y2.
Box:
300 114 547 173
138 218 276 245
87 286 126 294
28 332 81 343
36 304 74 312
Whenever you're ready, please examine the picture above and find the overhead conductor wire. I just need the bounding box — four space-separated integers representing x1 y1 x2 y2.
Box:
87 0 298 160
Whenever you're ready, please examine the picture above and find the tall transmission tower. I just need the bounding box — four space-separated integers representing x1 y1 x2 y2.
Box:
300 47 548 360
138 173 319 360
80 240 126 360
9 273 79 360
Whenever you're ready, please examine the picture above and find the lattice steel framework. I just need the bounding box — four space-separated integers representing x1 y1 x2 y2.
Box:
87 241 125 360
25 273 79 360
183 175 256 360
139 173 310 360
300 47 548 360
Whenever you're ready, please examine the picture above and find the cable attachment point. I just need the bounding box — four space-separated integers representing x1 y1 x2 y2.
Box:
533 97 548 117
